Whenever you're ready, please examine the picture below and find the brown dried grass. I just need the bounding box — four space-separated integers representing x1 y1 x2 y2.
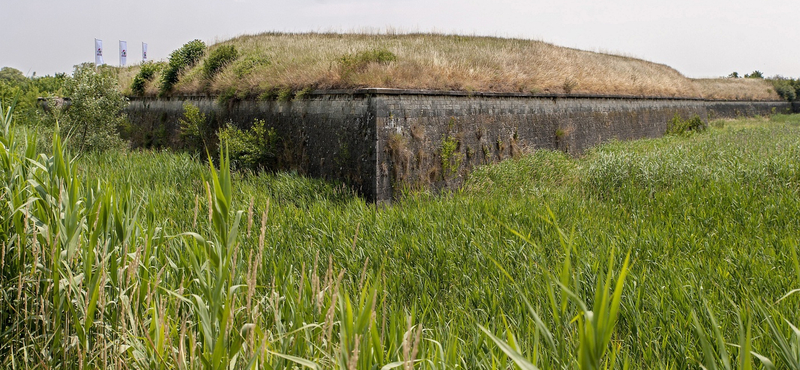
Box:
691 77 779 100
117 32 780 100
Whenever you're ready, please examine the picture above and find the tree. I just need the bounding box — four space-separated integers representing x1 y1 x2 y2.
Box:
60 63 128 152
728 72 740 78
745 71 764 79
0 67 26 86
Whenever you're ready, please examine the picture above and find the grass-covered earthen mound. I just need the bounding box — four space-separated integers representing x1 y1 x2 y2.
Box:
119 32 780 100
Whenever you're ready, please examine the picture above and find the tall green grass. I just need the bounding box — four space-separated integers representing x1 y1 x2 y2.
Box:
2 109 800 369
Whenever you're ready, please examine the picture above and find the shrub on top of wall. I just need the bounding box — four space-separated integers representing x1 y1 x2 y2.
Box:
203 45 239 79
770 78 799 102
130 61 165 96
338 48 397 80
232 53 271 78
159 39 206 96
775 83 797 102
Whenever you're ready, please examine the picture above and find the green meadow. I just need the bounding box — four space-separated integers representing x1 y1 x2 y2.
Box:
2 105 799 368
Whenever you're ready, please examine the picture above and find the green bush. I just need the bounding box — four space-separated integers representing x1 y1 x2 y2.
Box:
0 80 38 122
130 61 164 95
203 44 238 79
0 68 66 126
58 63 128 152
232 53 270 78
666 113 706 136
159 39 206 96
775 82 797 102
178 102 209 152
277 87 293 101
217 118 278 171
745 70 764 79
789 78 800 101
0 67 26 85
768 77 799 102
216 87 238 106
339 48 397 79
31 73 67 95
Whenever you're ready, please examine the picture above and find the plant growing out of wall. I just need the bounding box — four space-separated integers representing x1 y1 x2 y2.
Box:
293 86 313 100
203 44 239 79
159 39 206 96
277 87 294 101
554 126 575 152
666 113 706 136
440 134 462 178
218 118 279 171
387 134 412 187
179 102 209 152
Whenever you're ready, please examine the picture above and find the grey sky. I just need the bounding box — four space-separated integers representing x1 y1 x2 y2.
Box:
1 0 797 78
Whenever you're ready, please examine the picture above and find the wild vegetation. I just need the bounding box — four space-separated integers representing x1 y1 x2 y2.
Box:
159 39 207 96
130 62 164 96
0 66 66 126
0 64 127 152
2 85 800 368
770 77 800 102
59 63 128 151
117 32 782 100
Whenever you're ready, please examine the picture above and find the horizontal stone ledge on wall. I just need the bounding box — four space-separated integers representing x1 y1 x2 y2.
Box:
124 91 793 203
128 88 792 102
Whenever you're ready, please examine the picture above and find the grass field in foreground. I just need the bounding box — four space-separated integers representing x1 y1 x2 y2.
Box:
2 111 800 369
118 32 780 101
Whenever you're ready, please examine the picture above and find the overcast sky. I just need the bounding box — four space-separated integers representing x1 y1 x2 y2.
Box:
1 0 798 78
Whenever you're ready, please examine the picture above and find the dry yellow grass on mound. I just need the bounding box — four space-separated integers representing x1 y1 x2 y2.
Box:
692 78 779 100
117 32 780 100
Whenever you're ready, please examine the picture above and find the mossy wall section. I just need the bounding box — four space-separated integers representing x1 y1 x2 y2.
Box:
125 91 791 202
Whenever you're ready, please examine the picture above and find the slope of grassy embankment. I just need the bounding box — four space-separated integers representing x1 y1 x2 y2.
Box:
4 107 799 368
118 32 780 100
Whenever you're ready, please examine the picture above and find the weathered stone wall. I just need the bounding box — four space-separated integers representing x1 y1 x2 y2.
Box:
373 94 709 200
706 101 793 119
126 94 378 197
124 90 791 202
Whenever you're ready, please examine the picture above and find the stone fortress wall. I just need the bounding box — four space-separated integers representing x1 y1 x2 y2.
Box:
126 90 795 202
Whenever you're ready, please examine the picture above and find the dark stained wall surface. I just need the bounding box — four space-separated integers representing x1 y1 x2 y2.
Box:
125 91 792 202
126 94 378 197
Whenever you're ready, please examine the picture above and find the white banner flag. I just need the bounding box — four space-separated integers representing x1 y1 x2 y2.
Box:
142 42 148 62
95 39 104 66
119 40 127 66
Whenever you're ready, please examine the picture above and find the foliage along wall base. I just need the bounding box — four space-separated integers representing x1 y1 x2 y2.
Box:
125 90 792 202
